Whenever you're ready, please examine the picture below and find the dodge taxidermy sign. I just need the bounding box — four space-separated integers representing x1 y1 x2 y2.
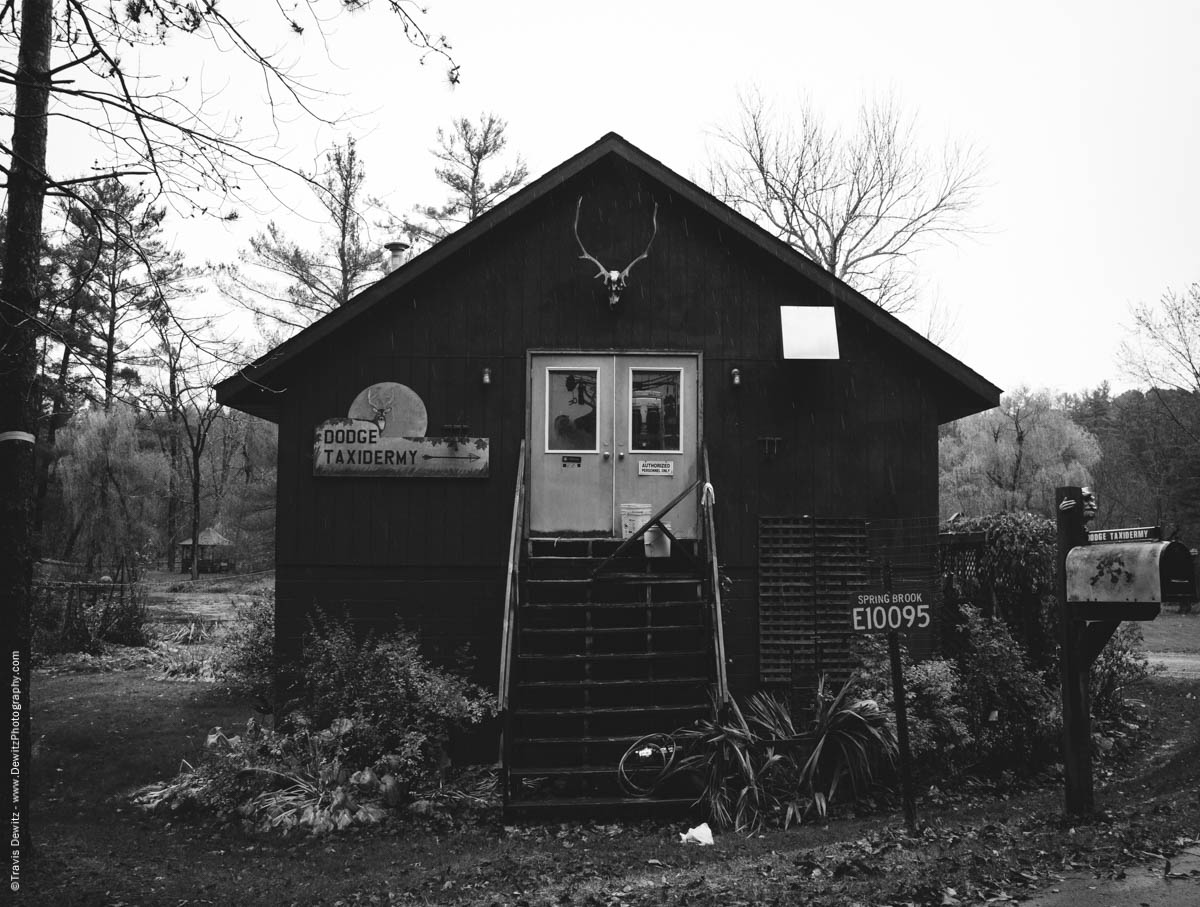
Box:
313 381 488 478
313 420 489 477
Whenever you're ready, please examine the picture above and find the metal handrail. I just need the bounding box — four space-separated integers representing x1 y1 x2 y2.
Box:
702 446 730 708
590 479 702 578
497 439 526 727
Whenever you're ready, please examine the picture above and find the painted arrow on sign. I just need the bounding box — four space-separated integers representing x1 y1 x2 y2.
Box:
313 421 489 477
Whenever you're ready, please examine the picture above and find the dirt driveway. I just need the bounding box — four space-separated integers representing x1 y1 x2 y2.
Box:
144 588 246 624
141 569 268 625
1148 652 1200 678
1022 845 1200 906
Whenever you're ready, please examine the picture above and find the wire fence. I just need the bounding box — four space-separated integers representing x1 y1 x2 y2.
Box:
30 579 148 656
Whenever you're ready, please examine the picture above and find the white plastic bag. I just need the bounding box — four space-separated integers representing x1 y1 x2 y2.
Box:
679 822 714 845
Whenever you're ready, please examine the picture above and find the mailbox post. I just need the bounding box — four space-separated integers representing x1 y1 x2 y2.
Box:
1055 486 1109 815
1056 486 1196 815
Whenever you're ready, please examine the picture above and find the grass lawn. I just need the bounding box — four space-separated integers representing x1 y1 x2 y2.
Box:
1139 608 1200 654
22 645 1200 906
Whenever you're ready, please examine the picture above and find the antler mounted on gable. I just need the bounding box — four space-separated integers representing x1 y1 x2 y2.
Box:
573 197 658 308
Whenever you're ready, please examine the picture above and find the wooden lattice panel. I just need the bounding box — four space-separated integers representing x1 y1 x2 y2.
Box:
758 517 869 686
938 530 987 602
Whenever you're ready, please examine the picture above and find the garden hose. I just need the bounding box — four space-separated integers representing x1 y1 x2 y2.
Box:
616 733 680 797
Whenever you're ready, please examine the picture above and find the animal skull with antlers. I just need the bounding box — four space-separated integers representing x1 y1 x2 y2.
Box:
573 197 658 308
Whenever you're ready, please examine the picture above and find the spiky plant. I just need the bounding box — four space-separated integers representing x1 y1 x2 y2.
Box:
794 675 897 819
643 675 897 833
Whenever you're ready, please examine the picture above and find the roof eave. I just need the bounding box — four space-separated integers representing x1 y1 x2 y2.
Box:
216 132 1002 420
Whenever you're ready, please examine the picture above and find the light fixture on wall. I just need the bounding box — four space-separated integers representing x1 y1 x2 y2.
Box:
730 368 742 388
481 367 493 386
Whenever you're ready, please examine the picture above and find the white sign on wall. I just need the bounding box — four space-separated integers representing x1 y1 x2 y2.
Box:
313 382 488 478
638 460 675 476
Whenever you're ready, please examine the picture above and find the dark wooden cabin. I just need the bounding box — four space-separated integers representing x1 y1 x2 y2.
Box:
216 133 1000 814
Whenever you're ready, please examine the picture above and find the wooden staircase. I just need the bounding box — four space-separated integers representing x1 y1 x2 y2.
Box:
502 537 715 816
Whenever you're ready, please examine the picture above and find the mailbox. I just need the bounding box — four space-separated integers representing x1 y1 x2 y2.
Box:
1065 540 1195 604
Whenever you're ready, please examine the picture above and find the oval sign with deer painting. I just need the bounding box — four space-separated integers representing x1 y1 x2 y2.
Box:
313 382 488 478
346 382 428 438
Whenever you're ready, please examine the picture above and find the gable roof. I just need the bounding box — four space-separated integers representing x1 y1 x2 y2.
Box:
179 528 233 548
216 132 1000 421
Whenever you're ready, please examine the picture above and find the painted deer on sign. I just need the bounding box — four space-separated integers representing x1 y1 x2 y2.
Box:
366 385 396 433
573 197 658 308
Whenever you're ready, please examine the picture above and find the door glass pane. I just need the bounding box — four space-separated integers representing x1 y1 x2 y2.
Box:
546 369 598 451
630 370 681 451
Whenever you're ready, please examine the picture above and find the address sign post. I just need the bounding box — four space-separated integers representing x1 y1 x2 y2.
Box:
849 563 927 832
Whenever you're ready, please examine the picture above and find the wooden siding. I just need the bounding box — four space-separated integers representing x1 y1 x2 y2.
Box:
267 153 943 685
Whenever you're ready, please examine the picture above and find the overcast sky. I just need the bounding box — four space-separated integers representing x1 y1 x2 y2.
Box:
51 0 1200 401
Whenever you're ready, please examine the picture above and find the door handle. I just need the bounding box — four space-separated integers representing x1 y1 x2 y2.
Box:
617 449 626 460
603 450 611 460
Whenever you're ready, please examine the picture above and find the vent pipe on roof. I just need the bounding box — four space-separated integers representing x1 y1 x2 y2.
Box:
383 241 410 274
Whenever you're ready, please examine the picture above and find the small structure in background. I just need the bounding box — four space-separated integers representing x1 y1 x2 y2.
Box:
177 528 236 574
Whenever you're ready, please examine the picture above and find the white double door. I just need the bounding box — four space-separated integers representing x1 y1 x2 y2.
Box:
529 353 699 537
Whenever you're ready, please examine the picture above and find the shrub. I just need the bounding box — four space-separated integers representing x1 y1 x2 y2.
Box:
94 586 150 647
643 678 896 834
136 615 500 833
852 637 973 778
964 513 1055 598
133 718 391 834
295 613 497 795
954 605 1059 775
222 593 276 699
797 677 897 818
853 605 1058 778
904 659 973 767
1090 622 1158 721
943 513 1058 676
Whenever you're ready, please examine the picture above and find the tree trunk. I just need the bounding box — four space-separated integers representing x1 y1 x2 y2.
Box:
34 303 85 544
1 0 53 653
166 427 180 569
104 287 118 410
61 515 85 563
191 450 202 581
165 361 182 569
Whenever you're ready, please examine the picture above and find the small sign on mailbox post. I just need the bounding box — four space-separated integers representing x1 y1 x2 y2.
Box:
1087 526 1160 544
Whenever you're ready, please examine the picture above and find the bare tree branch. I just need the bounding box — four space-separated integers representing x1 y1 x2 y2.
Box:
1121 283 1200 445
1 0 461 643
706 90 983 314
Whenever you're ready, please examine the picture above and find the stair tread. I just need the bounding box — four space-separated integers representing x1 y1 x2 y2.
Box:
516 734 653 745
521 624 701 635
514 704 707 718
517 677 709 688
527 575 701 584
521 600 704 609
506 795 698 808
510 764 661 777
525 551 638 559
517 651 707 662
